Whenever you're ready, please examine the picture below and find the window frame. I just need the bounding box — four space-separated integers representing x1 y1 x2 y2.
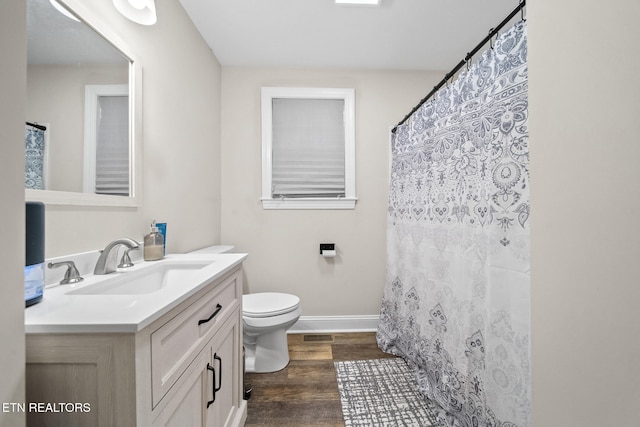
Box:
83 84 130 196
261 87 357 209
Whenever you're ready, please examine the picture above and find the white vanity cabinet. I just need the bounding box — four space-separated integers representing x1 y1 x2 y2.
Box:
149 269 244 427
25 264 247 427
152 313 241 427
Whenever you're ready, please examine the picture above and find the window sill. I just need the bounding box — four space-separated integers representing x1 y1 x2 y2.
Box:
261 197 357 210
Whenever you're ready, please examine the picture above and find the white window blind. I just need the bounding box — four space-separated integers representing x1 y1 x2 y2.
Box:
272 98 346 197
95 95 129 196
261 87 356 209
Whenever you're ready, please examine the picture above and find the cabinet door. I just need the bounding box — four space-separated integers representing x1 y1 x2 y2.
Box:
152 345 211 427
206 313 242 427
153 312 243 427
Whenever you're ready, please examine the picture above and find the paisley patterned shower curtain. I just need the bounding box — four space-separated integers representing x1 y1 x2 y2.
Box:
377 21 530 427
25 125 47 190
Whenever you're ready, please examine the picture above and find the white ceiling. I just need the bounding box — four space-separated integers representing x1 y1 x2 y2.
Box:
178 0 522 71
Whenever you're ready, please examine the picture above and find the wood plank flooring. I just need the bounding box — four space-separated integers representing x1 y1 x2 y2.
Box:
244 332 395 427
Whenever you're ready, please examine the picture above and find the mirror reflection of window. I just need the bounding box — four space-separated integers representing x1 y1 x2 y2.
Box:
95 95 129 196
83 84 130 196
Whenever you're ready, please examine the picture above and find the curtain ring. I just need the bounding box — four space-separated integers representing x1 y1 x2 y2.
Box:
520 1 526 21
488 28 494 49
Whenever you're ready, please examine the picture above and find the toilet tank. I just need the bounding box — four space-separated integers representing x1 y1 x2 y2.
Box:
189 245 234 254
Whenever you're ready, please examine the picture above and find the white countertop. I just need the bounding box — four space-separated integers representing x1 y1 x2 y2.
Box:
25 253 247 334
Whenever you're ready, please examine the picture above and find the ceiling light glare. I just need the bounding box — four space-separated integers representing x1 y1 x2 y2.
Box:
113 0 157 25
49 0 80 22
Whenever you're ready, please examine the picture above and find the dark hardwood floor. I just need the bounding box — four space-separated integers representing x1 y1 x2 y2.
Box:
244 332 395 427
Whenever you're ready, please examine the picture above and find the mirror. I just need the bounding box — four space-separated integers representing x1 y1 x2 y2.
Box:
25 0 139 206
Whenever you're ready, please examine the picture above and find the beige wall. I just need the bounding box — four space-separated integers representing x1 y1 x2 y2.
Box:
221 67 441 315
38 0 223 257
0 1 26 425
529 0 640 425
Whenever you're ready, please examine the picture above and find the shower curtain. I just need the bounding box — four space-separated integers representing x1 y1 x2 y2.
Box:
377 21 529 427
25 125 47 190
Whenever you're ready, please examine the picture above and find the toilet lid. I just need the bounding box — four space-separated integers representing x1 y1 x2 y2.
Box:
243 292 300 318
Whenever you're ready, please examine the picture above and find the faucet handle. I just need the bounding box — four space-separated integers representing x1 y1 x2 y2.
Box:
48 261 84 285
118 248 136 269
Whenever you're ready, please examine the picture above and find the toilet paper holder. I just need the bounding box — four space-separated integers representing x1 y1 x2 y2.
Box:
319 243 335 255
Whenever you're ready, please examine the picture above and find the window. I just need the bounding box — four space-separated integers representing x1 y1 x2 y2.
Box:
261 87 356 209
83 84 130 196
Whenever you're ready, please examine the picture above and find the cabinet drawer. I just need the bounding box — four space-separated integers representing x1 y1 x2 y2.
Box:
151 269 240 407
151 312 241 427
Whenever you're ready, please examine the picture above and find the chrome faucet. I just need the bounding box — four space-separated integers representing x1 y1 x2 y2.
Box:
94 238 140 275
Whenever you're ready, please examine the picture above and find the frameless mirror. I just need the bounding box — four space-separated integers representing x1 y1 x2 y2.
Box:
25 0 139 206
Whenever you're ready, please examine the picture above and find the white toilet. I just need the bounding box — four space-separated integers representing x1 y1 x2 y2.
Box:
242 292 301 373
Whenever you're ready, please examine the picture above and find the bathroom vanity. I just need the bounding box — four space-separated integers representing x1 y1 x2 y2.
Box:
25 253 247 427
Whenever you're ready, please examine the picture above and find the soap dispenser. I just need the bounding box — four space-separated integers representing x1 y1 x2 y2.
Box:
25 202 45 307
144 220 165 261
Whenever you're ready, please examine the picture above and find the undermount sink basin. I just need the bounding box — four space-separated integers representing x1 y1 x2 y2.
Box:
67 260 213 296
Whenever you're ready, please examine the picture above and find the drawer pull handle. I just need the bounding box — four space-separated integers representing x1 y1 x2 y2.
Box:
206 362 216 408
214 353 222 394
198 304 222 325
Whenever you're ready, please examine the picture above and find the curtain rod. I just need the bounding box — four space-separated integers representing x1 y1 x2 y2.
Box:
26 122 47 131
391 0 526 134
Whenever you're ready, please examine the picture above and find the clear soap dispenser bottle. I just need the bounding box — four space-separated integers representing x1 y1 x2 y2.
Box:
144 220 165 261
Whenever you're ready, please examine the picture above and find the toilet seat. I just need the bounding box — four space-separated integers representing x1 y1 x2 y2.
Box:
243 292 300 318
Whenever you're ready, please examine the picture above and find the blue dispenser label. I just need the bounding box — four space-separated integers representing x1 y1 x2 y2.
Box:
25 263 44 304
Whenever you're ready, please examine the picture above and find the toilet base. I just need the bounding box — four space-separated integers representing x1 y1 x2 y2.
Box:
244 328 290 373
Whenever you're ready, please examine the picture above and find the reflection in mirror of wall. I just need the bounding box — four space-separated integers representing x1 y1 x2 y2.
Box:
26 0 133 200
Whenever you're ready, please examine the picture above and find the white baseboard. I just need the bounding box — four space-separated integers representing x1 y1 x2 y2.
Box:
288 315 379 334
